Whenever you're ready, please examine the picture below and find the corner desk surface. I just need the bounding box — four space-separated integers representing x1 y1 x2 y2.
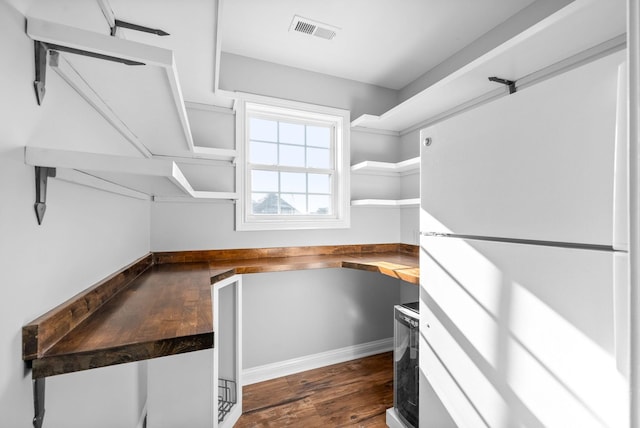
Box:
23 244 418 379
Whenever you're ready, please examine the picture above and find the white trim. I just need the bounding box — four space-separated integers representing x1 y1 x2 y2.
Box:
192 146 237 162
212 275 243 428
235 95 350 231
154 153 236 166
351 198 420 207
213 0 223 93
351 157 419 177
185 101 235 115
351 126 400 137
242 337 393 386
385 408 407 428
153 193 238 203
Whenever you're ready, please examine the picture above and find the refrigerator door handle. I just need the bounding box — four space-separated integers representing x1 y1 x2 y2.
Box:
613 61 629 252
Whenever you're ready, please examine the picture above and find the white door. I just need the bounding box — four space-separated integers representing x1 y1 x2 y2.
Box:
419 234 628 428
420 50 625 246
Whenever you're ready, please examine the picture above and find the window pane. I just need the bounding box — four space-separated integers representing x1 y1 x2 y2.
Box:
250 118 277 142
252 193 278 214
307 147 331 168
309 195 331 215
281 193 306 215
279 122 305 145
251 170 278 192
281 172 306 193
308 173 330 194
280 145 305 167
250 141 277 165
307 126 330 148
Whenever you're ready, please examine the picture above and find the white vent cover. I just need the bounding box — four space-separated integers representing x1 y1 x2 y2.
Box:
289 15 339 40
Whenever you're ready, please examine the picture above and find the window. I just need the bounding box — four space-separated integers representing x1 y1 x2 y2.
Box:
236 97 350 230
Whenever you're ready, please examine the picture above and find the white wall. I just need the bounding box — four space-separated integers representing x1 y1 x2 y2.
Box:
0 1 151 426
219 52 399 120
151 202 401 250
242 269 400 368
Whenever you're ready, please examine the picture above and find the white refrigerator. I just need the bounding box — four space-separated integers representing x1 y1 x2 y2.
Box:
418 50 629 428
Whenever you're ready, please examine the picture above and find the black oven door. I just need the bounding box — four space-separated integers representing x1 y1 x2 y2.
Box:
394 305 419 428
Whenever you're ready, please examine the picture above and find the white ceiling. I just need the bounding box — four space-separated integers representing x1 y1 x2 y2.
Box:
21 0 625 121
220 0 538 90
22 0 576 104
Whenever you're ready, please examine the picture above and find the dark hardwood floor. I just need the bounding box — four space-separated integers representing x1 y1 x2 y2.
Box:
235 352 394 427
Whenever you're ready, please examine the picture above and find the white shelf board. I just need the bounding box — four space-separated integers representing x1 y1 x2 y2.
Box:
192 146 237 162
351 0 626 133
55 169 151 200
27 17 195 158
351 198 420 207
351 157 419 176
153 192 239 203
25 146 196 198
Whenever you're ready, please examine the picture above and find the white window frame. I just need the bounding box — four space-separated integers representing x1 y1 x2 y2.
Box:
235 94 350 231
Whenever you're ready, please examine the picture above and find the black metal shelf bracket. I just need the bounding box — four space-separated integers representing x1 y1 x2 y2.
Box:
33 378 45 428
32 41 145 106
110 19 170 37
488 76 517 94
34 166 56 226
33 41 48 105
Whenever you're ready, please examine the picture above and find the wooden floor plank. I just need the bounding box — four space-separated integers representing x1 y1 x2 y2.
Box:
234 352 393 428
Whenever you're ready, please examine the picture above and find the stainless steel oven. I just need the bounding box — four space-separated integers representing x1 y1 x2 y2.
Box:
394 302 419 428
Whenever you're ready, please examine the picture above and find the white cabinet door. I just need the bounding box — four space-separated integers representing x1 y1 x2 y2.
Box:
420 50 626 246
419 235 628 428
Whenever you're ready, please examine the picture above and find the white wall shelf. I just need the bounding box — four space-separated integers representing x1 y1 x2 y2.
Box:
351 157 419 176
25 18 238 209
27 17 238 166
27 17 195 158
25 147 236 202
154 193 239 203
192 147 237 162
351 198 420 207
350 0 625 134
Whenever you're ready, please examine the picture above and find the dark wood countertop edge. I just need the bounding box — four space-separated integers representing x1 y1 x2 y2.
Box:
341 261 420 285
155 243 417 264
210 268 238 285
31 332 214 379
23 254 154 361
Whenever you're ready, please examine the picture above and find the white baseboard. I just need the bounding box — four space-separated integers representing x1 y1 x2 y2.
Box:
242 337 393 385
386 407 409 428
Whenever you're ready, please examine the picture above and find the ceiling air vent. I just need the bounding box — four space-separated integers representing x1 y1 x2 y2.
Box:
289 15 339 40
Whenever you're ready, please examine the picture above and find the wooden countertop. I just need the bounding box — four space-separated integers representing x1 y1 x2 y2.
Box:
23 244 418 378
